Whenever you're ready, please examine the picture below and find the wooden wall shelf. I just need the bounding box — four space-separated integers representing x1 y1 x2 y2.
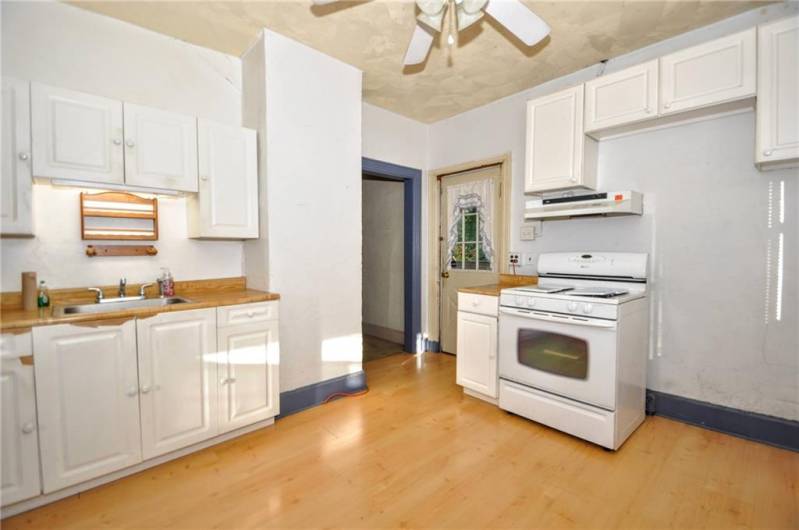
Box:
80 192 159 241
85 245 158 257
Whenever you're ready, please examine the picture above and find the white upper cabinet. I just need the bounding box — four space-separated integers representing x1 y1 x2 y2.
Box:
525 85 597 193
1 78 33 236
31 82 124 184
1 332 41 506
660 28 756 115
33 320 142 493
756 16 799 169
584 60 659 134
123 103 199 192
136 308 218 460
188 120 258 239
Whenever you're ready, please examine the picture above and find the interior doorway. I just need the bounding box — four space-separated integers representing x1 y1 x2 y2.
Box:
361 158 422 361
428 155 511 354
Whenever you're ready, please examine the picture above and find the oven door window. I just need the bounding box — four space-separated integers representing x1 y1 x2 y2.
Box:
517 329 588 379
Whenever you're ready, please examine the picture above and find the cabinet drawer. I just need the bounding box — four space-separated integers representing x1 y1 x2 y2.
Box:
458 293 498 317
217 301 278 327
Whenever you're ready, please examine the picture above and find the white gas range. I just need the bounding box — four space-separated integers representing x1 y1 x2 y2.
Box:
498 252 649 450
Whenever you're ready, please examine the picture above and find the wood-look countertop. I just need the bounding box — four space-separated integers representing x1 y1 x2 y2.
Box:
0 277 279 332
458 274 538 297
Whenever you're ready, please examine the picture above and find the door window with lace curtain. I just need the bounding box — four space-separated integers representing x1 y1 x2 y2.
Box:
445 179 495 272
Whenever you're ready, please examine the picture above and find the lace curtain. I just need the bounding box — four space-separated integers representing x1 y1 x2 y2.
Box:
445 178 495 271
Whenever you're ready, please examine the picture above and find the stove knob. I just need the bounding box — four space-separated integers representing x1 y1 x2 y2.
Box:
582 303 594 314
567 302 578 312
515 296 525 306
527 298 537 308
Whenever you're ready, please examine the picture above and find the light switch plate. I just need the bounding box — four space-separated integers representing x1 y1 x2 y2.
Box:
520 222 541 241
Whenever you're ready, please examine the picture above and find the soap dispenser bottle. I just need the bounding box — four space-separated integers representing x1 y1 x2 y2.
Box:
160 268 175 297
37 280 50 308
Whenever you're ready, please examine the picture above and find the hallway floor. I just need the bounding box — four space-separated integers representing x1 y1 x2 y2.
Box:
5 353 797 529
362 333 404 362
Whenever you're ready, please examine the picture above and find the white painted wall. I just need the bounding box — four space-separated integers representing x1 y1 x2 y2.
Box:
0 1 244 290
362 179 404 333
362 103 428 170
428 3 799 420
243 30 363 392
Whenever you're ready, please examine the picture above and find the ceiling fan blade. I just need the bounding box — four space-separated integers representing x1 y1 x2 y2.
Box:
483 0 550 47
404 23 435 66
311 0 340 4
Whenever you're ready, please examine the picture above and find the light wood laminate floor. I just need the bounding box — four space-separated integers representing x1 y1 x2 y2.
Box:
5 353 797 529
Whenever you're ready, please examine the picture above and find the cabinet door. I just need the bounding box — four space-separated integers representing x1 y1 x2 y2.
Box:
757 16 799 166
31 83 124 184
1 78 33 236
218 320 280 433
456 311 498 398
660 28 756 115
584 60 658 134
188 120 258 239
33 320 141 493
1 332 41 506
524 85 596 193
123 103 199 192
136 308 217 459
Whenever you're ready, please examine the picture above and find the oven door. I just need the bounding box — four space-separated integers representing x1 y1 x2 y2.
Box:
498 307 617 410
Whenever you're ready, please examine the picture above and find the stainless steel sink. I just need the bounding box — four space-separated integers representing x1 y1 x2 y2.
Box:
54 297 193 317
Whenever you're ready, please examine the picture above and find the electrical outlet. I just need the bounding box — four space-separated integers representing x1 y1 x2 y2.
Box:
508 252 520 267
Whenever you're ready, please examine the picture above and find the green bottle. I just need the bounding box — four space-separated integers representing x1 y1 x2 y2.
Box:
37 280 50 308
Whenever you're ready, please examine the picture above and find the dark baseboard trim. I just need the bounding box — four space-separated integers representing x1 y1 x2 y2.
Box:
646 389 799 452
425 339 440 353
278 371 367 419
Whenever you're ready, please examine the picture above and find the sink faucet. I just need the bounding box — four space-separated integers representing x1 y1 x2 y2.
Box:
118 277 127 298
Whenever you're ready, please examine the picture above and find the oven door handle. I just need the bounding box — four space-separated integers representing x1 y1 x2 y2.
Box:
499 308 617 329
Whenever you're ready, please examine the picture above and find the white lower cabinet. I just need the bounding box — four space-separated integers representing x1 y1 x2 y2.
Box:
217 312 280 433
33 320 142 493
1 332 41 506
456 294 499 401
136 308 218 460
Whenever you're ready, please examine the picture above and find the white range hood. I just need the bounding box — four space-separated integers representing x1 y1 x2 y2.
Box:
524 191 643 220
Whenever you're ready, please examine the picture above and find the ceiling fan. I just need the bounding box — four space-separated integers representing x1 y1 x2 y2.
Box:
312 0 551 67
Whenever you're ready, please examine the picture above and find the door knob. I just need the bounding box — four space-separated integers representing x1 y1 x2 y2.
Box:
441 271 450 279
21 422 35 434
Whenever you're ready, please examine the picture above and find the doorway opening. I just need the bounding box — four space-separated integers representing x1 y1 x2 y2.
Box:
361 158 422 362
427 155 511 354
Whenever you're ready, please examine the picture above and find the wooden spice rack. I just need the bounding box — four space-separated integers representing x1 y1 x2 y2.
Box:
80 191 159 241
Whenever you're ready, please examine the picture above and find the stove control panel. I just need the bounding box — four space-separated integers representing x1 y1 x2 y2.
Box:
499 293 618 321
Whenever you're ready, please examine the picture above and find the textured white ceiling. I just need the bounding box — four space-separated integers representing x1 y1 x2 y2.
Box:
70 0 769 123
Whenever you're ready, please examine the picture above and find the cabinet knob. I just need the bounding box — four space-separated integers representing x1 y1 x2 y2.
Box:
140 385 151 394
200 175 209 181
228 377 236 384
21 422 35 434
663 102 671 109
645 107 653 114
570 178 577 183
126 386 138 397
126 139 136 148
18 152 29 161
113 138 122 146
221 378 229 385
763 150 773 157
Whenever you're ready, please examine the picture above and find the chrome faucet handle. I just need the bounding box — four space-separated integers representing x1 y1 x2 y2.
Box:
88 287 104 303
118 277 127 297
139 282 155 297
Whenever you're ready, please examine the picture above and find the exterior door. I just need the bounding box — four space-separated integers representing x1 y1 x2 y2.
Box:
33 320 142 493
439 165 502 353
189 119 258 238
123 103 199 192
1 332 41 505
136 308 218 459
1 77 33 236
218 320 280 433
30 82 124 184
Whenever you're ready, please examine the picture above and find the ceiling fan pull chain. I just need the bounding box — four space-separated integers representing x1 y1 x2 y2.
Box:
448 0 457 47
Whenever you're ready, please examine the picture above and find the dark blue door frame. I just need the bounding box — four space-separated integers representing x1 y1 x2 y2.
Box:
362 157 422 354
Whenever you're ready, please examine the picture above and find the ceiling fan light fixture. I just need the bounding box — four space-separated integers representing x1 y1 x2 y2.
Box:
456 9 483 31
417 11 445 32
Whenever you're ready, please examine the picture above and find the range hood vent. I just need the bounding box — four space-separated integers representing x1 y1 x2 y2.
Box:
524 191 643 220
